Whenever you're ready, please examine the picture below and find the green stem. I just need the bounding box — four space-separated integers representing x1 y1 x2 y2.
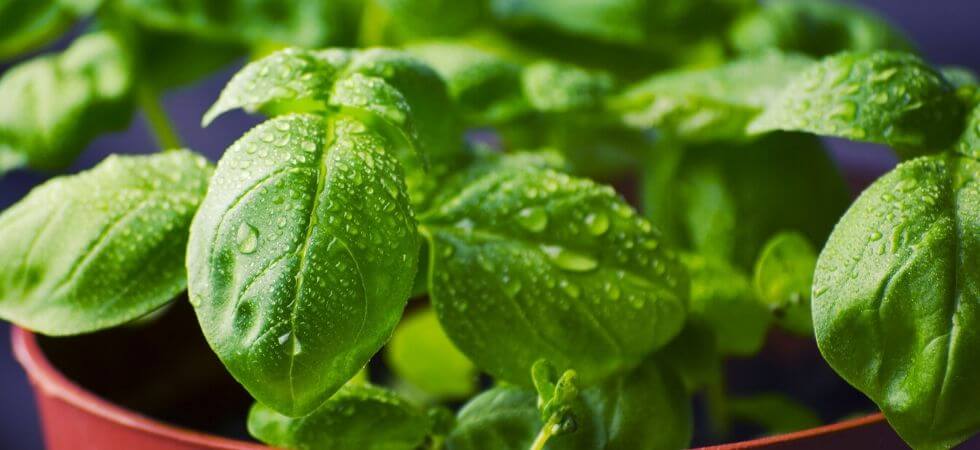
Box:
138 86 183 151
706 373 731 438
529 415 561 450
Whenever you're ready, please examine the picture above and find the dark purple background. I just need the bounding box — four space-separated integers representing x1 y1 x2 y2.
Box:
1 1 977 448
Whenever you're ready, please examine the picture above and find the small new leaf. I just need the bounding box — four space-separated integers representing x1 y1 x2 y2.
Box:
813 154 980 450
749 51 964 157
0 151 211 335
753 231 818 336
187 114 419 416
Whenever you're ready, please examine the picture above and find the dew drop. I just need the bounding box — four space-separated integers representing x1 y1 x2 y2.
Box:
541 245 598 272
516 207 548 232
584 213 609 236
504 278 523 297
237 223 259 254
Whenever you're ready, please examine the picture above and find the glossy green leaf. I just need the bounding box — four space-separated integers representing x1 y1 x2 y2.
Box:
386 307 477 400
445 386 562 450
658 318 720 393
186 114 419 416
420 148 567 213
0 151 210 335
446 358 690 450
728 393 821 435
729 0 912 57
663 133 850 269
248 383 430 450
749 51 964 157
114 0 356 48
613 51 813 141
753 231 817 336
0 32 134 173
407 42 531 124
682 254 771 356
0 0 100 60
202 48 347 126
813 154 980 450
421 161 688 385
202 47 463 206
582 358 692 450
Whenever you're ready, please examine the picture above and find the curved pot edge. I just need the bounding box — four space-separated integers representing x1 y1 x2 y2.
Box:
12 326 270 450
691 413 886 449
12 325 888 450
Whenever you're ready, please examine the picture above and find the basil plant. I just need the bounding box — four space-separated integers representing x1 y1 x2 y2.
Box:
0 1 977 449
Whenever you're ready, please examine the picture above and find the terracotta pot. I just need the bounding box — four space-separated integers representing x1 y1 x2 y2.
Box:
17 324 976 450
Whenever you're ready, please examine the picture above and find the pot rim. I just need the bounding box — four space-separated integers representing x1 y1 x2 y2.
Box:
12 326 887 449
12 326 268 450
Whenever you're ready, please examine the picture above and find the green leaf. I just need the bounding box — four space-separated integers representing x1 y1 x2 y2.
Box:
0 32 134 173
729 0 912 57
753 231 817 336
446 358 691 450
0 151 211 335
658 318 720 393
0 0 93 60
582 358 693 450
445 384 603 450
407 42 531 124
662 133 850 269
386 307 478 400
202 48 347 125
613 51 814 141
248 383 431 450
728 393 821 435
954 101 979 160
682 254 771 356
186 114 419 416
421 160 688 386
114 0 356 48
130 26 245 91
490 0 747 50
749 51 965 157
813 154 980 450
371 0 485 42
444 386 558 450
941 66 978 90
202 47 463 205
520 61 611 114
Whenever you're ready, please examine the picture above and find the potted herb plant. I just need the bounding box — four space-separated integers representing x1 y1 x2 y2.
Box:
1 0 978 449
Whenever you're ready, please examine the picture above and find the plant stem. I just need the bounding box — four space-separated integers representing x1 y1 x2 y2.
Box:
138 86 183 151
529 415 561 450
706 373 731 438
